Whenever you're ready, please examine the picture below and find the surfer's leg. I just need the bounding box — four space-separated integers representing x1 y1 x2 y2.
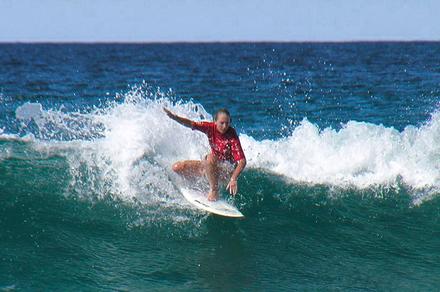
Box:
204 153 219 201
218 161 235 183
172 160 204 178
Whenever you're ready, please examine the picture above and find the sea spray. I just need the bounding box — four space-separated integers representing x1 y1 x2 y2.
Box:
8 85 440 206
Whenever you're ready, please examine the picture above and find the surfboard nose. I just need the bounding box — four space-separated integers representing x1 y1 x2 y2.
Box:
180 187 244 218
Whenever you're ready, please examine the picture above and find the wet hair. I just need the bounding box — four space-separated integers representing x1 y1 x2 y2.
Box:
214 108 232 122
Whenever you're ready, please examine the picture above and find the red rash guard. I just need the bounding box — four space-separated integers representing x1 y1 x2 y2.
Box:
192 121 246 163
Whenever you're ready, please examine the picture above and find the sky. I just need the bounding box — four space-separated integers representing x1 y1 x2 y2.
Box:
0 0 439 42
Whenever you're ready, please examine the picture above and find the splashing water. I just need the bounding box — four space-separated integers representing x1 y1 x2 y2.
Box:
6 84 440 207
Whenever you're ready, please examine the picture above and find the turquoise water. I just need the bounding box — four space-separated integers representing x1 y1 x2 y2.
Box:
1 43 440 290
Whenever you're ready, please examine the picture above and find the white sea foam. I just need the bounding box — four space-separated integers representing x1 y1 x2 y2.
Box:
242 116 440 190
7 85 440 206
10 87 212 214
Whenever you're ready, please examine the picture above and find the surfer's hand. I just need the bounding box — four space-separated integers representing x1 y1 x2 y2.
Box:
163 107 175 119
226 179 238 196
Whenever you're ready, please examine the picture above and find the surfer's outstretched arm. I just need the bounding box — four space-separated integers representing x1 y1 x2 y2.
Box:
163 107 193 128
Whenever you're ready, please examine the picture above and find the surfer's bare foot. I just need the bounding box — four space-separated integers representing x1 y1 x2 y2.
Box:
208 190 219 201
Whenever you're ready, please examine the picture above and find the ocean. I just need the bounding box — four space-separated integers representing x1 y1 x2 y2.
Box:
1 42 440 290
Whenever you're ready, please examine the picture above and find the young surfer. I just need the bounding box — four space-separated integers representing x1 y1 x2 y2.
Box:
163 107 246 201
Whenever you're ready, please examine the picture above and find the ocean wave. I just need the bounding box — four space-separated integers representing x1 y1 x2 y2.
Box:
3 84 440 206
243 113 440 190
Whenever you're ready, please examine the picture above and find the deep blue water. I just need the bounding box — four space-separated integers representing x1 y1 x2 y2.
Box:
1 43 440 290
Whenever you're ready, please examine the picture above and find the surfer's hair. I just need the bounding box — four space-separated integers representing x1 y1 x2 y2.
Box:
214 108 231 122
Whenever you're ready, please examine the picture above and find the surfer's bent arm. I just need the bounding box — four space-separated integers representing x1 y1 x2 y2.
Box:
226 131 246 195
163 107 193 128
226 158 246 195
231 158 246 181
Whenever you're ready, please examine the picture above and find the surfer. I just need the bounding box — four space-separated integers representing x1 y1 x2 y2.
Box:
163 107 246 201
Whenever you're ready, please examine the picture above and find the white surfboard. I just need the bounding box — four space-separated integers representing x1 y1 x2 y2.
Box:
180 187 244 218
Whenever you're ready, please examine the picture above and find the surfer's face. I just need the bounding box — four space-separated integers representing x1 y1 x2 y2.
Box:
215 113 230 134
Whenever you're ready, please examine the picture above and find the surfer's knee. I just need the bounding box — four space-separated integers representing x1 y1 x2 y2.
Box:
206 153 218 166
172 162 183 173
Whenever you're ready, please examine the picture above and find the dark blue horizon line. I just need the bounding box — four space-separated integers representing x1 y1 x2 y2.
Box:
0 40 440 45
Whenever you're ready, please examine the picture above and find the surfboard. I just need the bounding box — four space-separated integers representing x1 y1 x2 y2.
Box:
180 187 244 218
